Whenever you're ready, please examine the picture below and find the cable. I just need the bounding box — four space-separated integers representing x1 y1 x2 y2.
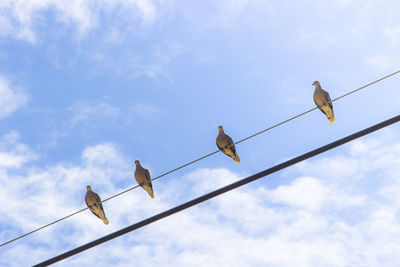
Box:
236 70 400 145
2 70 400 248
33 114 400 266
0 151 222 248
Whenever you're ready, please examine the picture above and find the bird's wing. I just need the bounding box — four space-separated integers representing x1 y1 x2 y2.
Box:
323 89 333 110
86 192 101 218
144 169 151 183
314 97 328 116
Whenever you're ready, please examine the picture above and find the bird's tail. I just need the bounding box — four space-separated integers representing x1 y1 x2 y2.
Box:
102 217 109 225
143 184 155 198
148 190 155 198
233 153 240 163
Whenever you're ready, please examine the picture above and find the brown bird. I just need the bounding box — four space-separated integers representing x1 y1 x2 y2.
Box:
85 185 109 225
312 81 336 123
216 125 240 163
134 160 154 198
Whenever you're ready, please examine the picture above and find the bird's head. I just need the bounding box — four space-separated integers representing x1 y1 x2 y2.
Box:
312 81 320 87
218 125 224 132
86 185 92 191
135 160 140 166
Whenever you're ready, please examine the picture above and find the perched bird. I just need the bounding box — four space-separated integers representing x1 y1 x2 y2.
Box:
312 81 336 123
85 185 109 225
216 125 240 163
134 160 154 198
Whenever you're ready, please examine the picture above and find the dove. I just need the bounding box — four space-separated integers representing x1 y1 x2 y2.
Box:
216 125 240 163
312 81 336 123
85 185 109 225
134 160 154 198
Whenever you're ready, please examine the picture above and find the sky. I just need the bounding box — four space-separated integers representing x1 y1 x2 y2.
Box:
1 0 400 266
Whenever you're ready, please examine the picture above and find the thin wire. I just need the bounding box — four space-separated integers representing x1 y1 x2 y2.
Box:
107 69 400 201
236 70 400 145
33 114 400 266
0 208 89 246
2 69 400 248
102 151 221 203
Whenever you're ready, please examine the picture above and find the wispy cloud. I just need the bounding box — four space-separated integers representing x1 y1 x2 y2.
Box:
68 101 121 126
385 26 400 46
0 76 28 120
67 100 162 130
0 131 36 169
0 0 157 43
88 41 184 83
129 103 161 121
365 55 396 72
0 1 180 82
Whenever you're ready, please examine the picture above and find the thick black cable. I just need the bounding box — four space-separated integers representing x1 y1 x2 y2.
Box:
33 114 400 266
3 70 400 249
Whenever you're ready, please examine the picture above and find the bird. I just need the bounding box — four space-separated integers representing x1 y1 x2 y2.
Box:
216 125 240 163
312 81 336 123
134 160 154 198
85 185 109 225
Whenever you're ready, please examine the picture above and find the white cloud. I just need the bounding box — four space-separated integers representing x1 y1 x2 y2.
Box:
0 76 28 120
0 1 180 82
0 0 157 43
2 131 400 266
0 131 36 169
82 143 125 166
268 177 336 211
0 142 129 234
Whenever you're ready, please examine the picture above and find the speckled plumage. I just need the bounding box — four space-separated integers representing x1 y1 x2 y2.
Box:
313 81 336 123
134 160 154 198
85 185 109 225
216 125 240 163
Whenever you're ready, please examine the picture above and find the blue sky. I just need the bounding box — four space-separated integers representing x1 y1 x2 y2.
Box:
1 0 400 266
